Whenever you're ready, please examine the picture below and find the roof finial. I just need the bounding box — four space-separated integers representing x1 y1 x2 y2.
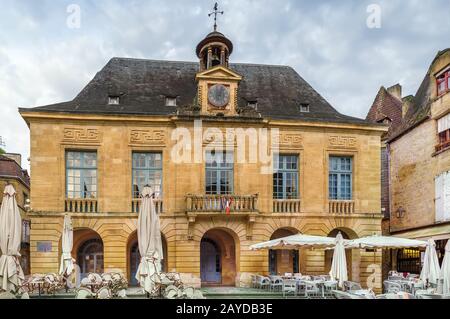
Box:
208 2 224 32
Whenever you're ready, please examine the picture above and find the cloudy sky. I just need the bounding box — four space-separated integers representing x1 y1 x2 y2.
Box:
1 0 449 170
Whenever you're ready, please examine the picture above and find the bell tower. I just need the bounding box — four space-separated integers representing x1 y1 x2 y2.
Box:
196 2 233 71
195 3 242 116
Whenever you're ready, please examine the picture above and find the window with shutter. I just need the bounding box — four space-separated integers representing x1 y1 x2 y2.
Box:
444 172 450 221
435 172 450 223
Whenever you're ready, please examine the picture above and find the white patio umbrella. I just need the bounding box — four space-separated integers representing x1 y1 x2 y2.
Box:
329 232 348 288
420 239 441 286
440 241 450 295
250 233 341 251
0 184 25 293
59 215 75 278
135 186 164 295
344 235 428 249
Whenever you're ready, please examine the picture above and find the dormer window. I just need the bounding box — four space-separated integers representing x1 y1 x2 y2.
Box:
165 97 177 107
437 68 450 96
108 96 120 105
299 103 310 113
247 101 258 109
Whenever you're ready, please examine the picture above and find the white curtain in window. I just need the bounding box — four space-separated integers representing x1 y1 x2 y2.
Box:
437 114 450 133
435 171 450 222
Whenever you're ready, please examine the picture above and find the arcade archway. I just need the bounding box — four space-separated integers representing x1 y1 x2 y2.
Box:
200 228 238 287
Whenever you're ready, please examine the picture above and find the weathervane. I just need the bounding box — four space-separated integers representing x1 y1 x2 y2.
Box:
208 2 224 32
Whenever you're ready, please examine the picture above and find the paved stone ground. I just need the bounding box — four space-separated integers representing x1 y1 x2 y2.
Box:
27 287 322 299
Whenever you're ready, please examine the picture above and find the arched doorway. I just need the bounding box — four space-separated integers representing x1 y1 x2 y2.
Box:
269 228 299 275
200 228 238 287
127 231 168 286
325 228 358 281
77 239 104 278
72 229 104 279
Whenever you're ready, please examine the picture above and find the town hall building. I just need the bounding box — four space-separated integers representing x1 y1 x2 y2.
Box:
19 21 386 289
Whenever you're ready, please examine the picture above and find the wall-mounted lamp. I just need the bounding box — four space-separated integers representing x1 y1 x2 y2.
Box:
396 207 406 219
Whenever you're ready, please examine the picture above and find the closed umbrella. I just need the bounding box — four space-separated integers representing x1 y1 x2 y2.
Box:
420 239 441 286
329 232 348 288
0 185 25 293
59 215 75 278
135 186 164 295
440 241 450 295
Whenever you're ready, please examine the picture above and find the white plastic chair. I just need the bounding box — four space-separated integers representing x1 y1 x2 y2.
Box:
282 279 297 298
270 276 284 292
305 282 321 298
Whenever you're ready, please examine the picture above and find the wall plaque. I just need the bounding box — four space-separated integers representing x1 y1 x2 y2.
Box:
37 241 52 253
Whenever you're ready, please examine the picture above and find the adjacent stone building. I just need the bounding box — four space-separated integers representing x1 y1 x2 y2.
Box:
19 27 386 288
367 48 450 274
0 153 31 274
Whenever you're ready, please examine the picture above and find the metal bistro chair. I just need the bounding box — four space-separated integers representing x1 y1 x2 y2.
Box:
383 280 402 294
282 279 297 298
296 280 307 297
323 281 338 298
256 275 270 290
305 282 321 298
270 276 284 292
250 274 257 288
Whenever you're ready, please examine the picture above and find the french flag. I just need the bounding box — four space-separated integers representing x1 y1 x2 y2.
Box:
225 198 233 215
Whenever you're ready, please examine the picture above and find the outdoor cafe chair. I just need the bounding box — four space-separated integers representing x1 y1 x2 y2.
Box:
284 273 293 278
270 276 284 292
296 280 306 297
305 282 321 298
384 281 402 294
323 281 338 298
343 281 362 292
250 274 257 288
256 275 270 290
332 290 352 299
388 275 404 281
282 279 297 298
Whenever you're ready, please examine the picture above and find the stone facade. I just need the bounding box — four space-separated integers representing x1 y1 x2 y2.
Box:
20 112 385 289
19 28 387 291
389 50 450 238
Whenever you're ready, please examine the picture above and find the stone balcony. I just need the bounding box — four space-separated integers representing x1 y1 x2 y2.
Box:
328 200 355 215
185 194 259 240
185 194 259 214
132 198 164 214
65 198 98 213
272 199 301 213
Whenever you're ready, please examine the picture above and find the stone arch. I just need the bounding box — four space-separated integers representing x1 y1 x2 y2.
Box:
325 227 360 282
126 230 168 286
199 227 240 287
72 228 104 279
268 227 300 276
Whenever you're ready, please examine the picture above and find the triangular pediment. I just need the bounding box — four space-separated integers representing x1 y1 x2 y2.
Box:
196 66 242 81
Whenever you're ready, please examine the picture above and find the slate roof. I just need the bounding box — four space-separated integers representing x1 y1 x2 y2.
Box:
0 155 30 188
366 86 403 139
20 57 375 126
386 48 450 142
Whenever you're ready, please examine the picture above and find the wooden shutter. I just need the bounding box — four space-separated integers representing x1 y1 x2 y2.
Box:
435 173 445 222
444 172 450 221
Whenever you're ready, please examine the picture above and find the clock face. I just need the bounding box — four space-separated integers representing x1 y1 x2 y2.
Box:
208 84 230 108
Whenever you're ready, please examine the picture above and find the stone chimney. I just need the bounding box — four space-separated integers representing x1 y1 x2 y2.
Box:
401 96 414 119
4 153 22 167
387 84 402 100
